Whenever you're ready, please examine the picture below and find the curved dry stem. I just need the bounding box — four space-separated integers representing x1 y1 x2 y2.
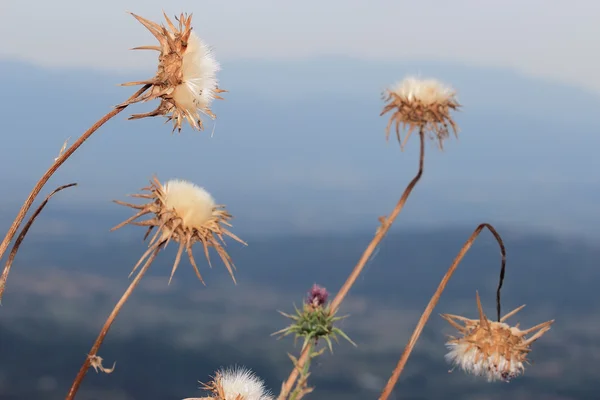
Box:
277 129 427 400
0 85 150 273
378 223 506 400
0 183 78 302
65 246 160 400
330 129 426 314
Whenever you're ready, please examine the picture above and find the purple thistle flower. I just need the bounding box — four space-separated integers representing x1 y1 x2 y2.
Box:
307 284 329 307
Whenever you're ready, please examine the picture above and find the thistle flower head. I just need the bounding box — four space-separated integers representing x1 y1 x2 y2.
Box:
112 177 246 284
121 12 225 132
306 284 329 308
273 284 355 352
183 366 273 400
381 76 460 150
441 292 554 382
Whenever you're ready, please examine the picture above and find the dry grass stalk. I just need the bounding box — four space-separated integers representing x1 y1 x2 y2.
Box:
378 223 509 400
0 84 150 297
65 247 160 400
112 177 246 284
121 12 225 132
442 292 554 382
279 76 460 399
0 183 77 302
381 76 460 150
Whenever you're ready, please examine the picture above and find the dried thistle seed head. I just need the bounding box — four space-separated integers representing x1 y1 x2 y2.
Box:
112 177 246 285
381 76 460 150
121 12 224 133
183 366 274 400
441 292 554 382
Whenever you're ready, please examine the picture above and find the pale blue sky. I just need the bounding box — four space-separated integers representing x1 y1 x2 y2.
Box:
2 0 600 93
1 2 600 237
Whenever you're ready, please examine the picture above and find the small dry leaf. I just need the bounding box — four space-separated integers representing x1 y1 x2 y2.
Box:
89 354 116 374
54 137 70 162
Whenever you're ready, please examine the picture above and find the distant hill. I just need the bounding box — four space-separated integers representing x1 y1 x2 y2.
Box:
0 227 597 399
0 58 599 237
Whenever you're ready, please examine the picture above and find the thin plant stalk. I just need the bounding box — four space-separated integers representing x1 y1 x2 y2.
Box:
0 85 150 293
65 246 160 400
277 129 427 400
378 223 506 400
0 183 77 301
289 340 317 400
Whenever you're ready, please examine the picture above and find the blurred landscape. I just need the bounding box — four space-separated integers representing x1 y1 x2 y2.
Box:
0 215 598 399
0 55 599 400
1 59 600 238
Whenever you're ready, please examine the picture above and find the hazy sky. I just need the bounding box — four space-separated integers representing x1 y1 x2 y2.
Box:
2 1 600 93
2 1 600 237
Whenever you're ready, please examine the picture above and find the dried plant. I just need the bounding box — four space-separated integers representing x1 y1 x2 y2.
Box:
184 366 274 400
377 224 554 400
0 87 148 301
88 355 116 375
276 76 461 399
0 8 560 400
65 248 160 400
66 177 243 399
0 11 224 300
0 183 77 303
112 177 246 284
442 292 554 382
121 12 225 132
381 76 460 150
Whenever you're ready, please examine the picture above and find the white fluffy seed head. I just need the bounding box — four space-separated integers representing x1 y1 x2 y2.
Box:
390 76 456 105
218 366 273 400
163 179 216 230
172 32 220 121
445 339 525 382
442 295 554 384
183 366 273 400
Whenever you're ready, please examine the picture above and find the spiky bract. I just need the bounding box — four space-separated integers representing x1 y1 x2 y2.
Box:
381 76 460 150
112 177 245 284
441 292 554 382
121 12 225 132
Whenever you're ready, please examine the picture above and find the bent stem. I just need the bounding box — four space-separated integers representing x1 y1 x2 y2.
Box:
277 129 427 400
378 223 506 400
0 85 150 275
65 246 160 400
0 183 78 301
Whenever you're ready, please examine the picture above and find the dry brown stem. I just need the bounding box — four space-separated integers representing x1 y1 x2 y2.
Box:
65 246 160 400
277 130 427 400
378 223 506 400
0 183 77 301
0 85 150 294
